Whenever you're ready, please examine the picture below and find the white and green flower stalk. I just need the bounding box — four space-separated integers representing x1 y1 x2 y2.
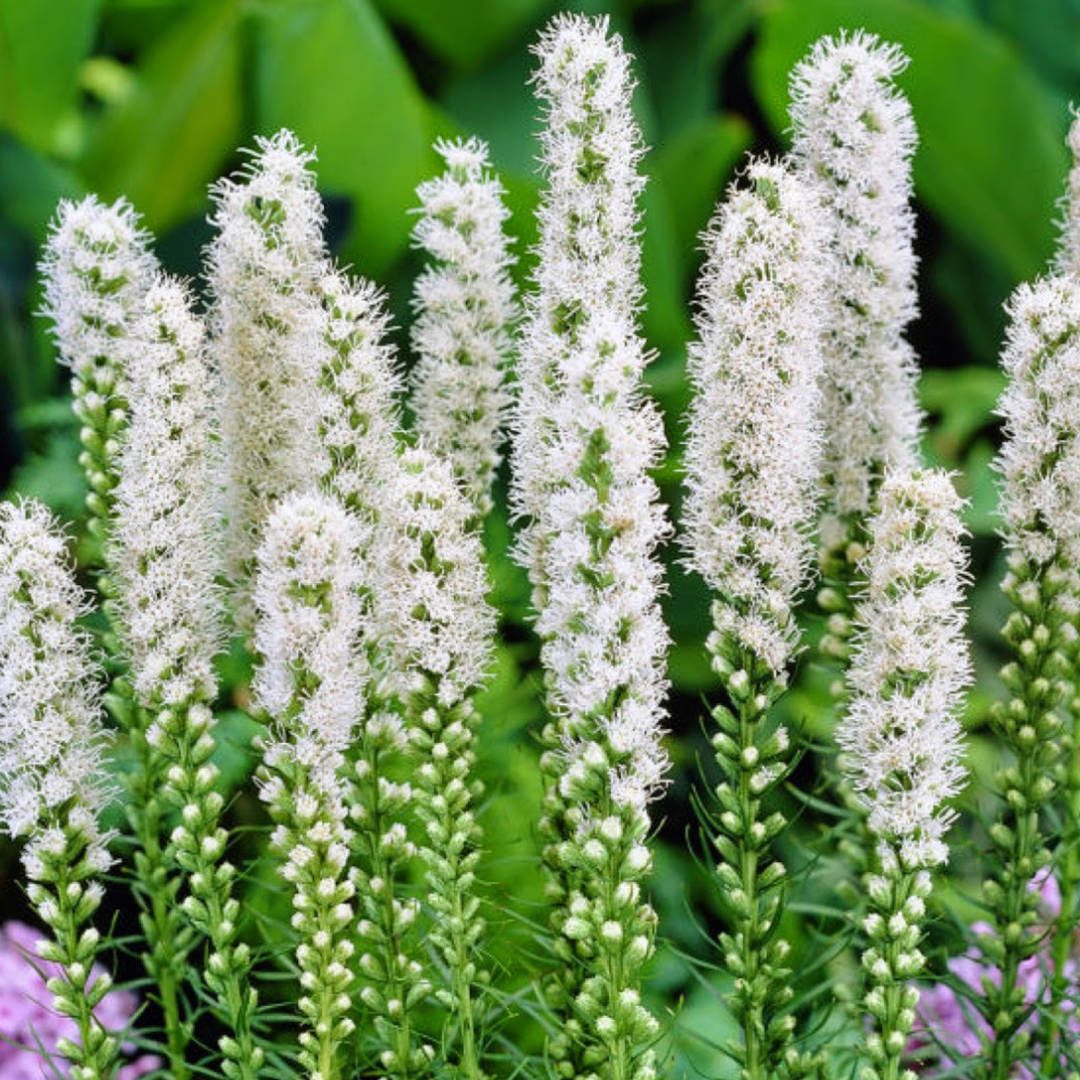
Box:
374 445 496 1080
311 268 401 529
111 275 263 1080
682 158 825 1080
254 492 365 1080
207 129 327 630
984 275 1080 1080
511 16 670 1080
789 31 922 655
40 195 156 584
0 500 118 1080
409 136 516 518
110 275 227 1079
839 470 970 1080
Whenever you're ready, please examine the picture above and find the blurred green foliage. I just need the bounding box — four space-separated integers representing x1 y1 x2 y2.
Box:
1 0 1079 1075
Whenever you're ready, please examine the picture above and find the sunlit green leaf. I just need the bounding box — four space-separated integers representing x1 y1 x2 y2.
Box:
0 0 99 151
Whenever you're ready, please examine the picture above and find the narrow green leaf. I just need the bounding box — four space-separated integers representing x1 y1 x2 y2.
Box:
0 0 99 151
82 0 242 231
752 0 1069 281
255 0 434 278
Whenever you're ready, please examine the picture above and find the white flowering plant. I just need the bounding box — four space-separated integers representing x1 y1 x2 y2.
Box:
1 9 1080 1080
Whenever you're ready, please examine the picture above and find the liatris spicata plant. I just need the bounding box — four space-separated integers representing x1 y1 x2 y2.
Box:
1055 110 1080 279
789 31 922 649
110 273 230 1079
0 500 118 1080
980 273 1080 1080
40 196 157 585
113 279 261 1080
681 156 825 1080
409 137 516 519
207 129 327 629
253 491 365 1080
372 444 496 1079
511 15 670 1080
838 468 971 1080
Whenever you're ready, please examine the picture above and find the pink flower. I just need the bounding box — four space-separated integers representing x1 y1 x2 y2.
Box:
0 921 161 1079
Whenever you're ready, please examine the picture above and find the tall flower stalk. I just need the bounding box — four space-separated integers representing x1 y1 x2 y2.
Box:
112 275 263 1080
409 137 516 519
682 158 825 1080
254 493 364 1080
511 16 670 1080
373 445 496 1080
789 31 923 662
838 470 971 1080
0 500 118 1080
983 275 1080 1080
40 195 157 588
207 129 327 630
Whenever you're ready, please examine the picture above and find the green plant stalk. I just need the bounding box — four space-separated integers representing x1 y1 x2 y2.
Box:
409 686 485 1080
709 644 795 1080
155 701 263 1080
29 808 120 1080
264 748 354 1080
860 866 927 1080
352 731 427 1080
983 565 1066 1080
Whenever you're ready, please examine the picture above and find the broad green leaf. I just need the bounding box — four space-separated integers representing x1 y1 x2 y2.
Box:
374 0 547 71
0 0 99 151
82 0 242 231
753 0 1069 281
641 176 691 348
255 0 434 278
651 113 752 288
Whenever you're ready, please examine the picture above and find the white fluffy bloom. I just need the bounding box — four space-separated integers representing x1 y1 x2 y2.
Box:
112 275 223 708
253 491 366 776
41 194 157 393
1056 111 1080 277
682 158 826 675
410 137 516 516
310 267 402 525
790 32 922 521
207 130 327 623
996 275 1080 569
0 501 111 866
839 470 971 868
513 14 670 815
372 445 494 707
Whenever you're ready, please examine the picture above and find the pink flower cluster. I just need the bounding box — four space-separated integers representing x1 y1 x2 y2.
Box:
910 874 1079 1076
0 921 160 1080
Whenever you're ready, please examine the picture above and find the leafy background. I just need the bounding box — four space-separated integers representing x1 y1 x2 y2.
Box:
0 0 1077 1074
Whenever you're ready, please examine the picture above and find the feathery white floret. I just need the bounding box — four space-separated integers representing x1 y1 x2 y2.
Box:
839 470 971 868
372 445 495 707
410 137 516 516
311 267 402 524
1055 111 1080 277
41 194 157 393
514 14 670 815
207 130 328 622
112 275 223 708
997 276 1080 570
0 501 111 870
790 32 922 520
512 12 648 547
682 159 826 676
253 491 366 775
